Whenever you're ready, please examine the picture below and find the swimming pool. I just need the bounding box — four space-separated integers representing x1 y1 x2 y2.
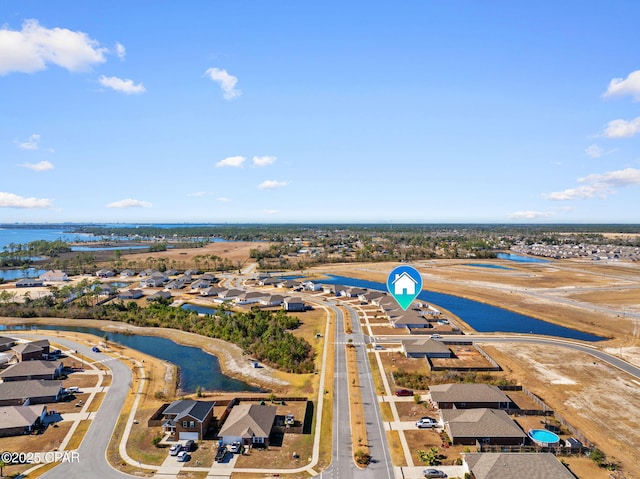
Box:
528 429 560 446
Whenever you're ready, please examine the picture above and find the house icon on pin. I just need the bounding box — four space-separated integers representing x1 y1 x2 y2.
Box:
392 272 418 296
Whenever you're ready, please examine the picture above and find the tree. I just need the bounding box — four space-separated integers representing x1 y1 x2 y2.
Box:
196 385 203 398
0 457 5 476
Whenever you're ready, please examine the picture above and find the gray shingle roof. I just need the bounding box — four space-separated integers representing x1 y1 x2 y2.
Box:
0 404 45 429
0 360 62 379
163 400 215 422
464 453 576 479
442 408 526 440
0 380 62 402
430 383 511 404
403 339 451 354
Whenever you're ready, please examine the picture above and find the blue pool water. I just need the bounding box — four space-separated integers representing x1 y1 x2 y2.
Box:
528 429 560 445
318 275 605 341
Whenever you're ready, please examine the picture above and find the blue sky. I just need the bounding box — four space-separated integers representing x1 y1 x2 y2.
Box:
1 1 640 223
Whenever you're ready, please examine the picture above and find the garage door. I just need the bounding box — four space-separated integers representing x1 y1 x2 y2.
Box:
179 432 199 441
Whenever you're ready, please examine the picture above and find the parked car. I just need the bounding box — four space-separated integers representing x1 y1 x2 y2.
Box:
91 346 100 352
176 451 190 462
285 414 295 426
229 441 242 454
169 443 182 456
184 439 195 452
423 469 447 478
395 389 414 397
416 417 438 428
430 334 442 339
373 344 385 350
215 445 227 462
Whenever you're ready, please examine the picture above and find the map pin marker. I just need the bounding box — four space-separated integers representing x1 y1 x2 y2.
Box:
386 265 423 311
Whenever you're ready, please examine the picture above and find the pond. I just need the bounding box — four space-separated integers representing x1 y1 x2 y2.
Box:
318 275 605 342
0 268 48 280
497 253 550 263
0 324 259 393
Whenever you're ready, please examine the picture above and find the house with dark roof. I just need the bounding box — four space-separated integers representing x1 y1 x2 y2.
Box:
463 453 576 479
429 383 514 410
283 297 305 312
402 339 452 358
15 278 44 288
218 404 277 446
200 286 225 297
96 268 115 278
0 404 47 437
11 339 50 362
161 399 216 441
0 336 15 352
118 289 144 300
0 360 64 382
147 290 172 302
0 380 63 406
390 311 431 329
441 408 527 445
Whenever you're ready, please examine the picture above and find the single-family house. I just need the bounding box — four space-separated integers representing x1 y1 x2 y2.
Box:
260 294 284 307
218 404 277 446
147 291 172 302
164 279 185 290
321 284 337 295
120 269 137 278
140 273 168 288
441 408 527 446
217 289 243 300
358 291 386 303
235 291 265 305
258 277 280 287
200 286 225 297
339 287 367 298
161 399 216 441
184 269 201 277
118 289 144 300
11 340 50 362
0 360 64 382
283 297 305 312
429 384 514 410
0 336 15 352
463 453 576 479
39 270 68 283
93 284 115 297
402 339 452 358
390 311 431 329
0 380 63 406
190 279 211 290
277 280 300 289
302 281 322 291
96 268 115 278
0 404 47 437
199 273 217 282
15 278 43 288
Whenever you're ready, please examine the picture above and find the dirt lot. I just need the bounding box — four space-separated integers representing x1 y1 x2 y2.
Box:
430 344 496 369
484 342 640 477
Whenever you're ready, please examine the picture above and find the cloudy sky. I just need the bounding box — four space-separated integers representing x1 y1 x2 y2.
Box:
1 2 640 223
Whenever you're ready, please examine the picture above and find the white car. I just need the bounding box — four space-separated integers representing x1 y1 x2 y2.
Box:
229 441 242 454
176 450 190 462
416 417 438 428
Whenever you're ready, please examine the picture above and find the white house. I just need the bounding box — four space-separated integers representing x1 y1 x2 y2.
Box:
392 272 417 296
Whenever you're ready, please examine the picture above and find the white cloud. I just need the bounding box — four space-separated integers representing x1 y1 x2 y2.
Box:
264 209 278 214
0 192 52 208
507 211 553 220
252 155 277 167
18 133 41 150
21 160 54 172
217 197 231 203
204 67 241 100
0 19 107 75
602 116 640 138
216 155 245 168
107 198 152 208
98 75 146 94
585 144 604 158
604 70 640 101
545 167 640 201
115 41 126 60
258 180 288 190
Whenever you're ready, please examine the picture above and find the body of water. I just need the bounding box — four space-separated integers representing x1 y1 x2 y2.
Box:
319 275 605 342
0 324 259 393
497 253 550 263
0 228 98 251
0 268 48 280
465 263 514 270
181 303 221 315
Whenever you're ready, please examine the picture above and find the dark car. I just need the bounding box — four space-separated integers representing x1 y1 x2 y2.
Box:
423 469 447 478
91 346 100 352
184 439 195 452
215 445 227 462
395 389 414 397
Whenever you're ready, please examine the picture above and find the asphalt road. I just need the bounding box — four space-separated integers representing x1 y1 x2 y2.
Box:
38 336 133 479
